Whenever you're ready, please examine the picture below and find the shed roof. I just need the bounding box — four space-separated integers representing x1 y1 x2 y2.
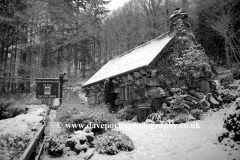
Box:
83 32 174 87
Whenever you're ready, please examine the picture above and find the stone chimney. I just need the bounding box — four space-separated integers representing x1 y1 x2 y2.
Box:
169 8 190 32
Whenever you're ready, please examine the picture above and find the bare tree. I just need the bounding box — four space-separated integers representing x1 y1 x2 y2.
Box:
202 0 240 68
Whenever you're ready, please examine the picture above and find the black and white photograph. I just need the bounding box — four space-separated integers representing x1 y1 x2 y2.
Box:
0 0 240 160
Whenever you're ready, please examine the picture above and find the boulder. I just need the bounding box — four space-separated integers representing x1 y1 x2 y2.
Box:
140 69 148 74
114 88 120 93
200 79 211 93
122 76 128 82
181 94 199 102
143 77 161 86
134 72 142 79
207 94 220 108
150 69 158 77
131 115 138 122
65 129 95 158
112 79 119 84
198 98 210 111
135 79 143 86
127 74 134 81
147 87 165 98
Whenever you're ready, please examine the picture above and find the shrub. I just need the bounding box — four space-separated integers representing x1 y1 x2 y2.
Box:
0 133 30 160
24 96 42 105
44 133 66 158
223 98 240 142
231 68 240 79
58 101 118 135
0 95 29 120
190 109 203 120
94 130 134 155
174 113 189 124
0 99 12 120
218 72 234 87
116 105 137 121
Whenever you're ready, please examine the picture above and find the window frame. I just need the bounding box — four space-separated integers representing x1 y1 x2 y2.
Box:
120 86 131 101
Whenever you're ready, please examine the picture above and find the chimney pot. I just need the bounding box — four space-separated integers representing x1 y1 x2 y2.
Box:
169 8 190 31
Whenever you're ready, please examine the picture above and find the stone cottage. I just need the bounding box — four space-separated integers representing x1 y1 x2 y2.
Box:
83 9 214 111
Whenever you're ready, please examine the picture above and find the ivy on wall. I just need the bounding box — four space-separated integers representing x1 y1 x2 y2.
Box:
156 19 212 90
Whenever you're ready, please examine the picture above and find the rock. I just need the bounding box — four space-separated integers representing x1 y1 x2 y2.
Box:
145 119 155 124
140 69 148 74
135 79 143 86
200 79 211 93
112 79 119 84
65 141 76 151
187 114 196 121
122 76 128 82
218 73 234 87
66 150 77 156
31 126 37 131
134 72 142 79
143 77 161 86
170 88 182 94
131 115 138 122
189 90 204 99
213 80 221 86
147 87 165 98
207 94 220 108
198 98 210 110
182 94 199 102
83 148 95 160
114 88 120 93
65 128 95 156
150 69 158 77
127 74 134 81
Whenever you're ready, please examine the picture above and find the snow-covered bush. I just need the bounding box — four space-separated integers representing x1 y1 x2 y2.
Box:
222 98 240 142
218 73 234 88
116 105 137 121
0 98 26 120
0 133 30 160
0 99 12 120
44 133 66 158
190 109 203 120
58 101 118 134
174 113 189 124
94 130 134 155
218 98 240 151
155 19 212 91
231 68 240 79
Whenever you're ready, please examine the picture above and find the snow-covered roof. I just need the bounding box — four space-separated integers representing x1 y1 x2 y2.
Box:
83 32 173 87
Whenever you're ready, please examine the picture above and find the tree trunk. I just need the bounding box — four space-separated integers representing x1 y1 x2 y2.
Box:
225 38 232 69
165 0 169 28
74 47 78 77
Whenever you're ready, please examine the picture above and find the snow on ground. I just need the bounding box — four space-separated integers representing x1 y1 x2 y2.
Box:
90 108 240 160
0 105 48 136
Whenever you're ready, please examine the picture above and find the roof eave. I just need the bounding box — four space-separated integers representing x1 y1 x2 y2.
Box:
82 65 149 88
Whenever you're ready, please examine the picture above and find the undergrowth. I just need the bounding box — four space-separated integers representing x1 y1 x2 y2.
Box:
57 98 118 135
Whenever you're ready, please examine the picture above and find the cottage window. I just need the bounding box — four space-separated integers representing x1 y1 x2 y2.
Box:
120 86 131 101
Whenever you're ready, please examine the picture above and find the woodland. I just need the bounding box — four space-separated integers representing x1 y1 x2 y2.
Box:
0 0 240 93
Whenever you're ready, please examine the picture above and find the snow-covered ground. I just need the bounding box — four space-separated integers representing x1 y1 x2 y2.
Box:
0 105 48 136
90 108 240 160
